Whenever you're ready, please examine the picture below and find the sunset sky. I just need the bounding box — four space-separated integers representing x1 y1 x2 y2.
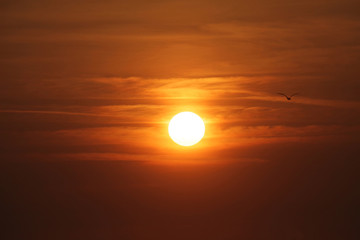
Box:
1 0 360 239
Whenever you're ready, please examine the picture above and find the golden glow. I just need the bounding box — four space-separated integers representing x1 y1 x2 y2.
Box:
168 112 205 146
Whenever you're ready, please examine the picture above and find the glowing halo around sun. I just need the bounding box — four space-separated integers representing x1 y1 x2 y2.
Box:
168 112 205 146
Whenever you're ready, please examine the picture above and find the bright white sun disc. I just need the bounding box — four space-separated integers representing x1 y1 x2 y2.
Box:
168 112 205 146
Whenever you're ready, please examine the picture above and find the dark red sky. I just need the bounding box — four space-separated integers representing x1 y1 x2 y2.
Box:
1 0 360 239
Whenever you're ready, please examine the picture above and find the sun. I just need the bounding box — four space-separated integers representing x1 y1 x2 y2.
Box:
168 112 205 146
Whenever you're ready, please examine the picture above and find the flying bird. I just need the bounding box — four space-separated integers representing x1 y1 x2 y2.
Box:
277 92 299 100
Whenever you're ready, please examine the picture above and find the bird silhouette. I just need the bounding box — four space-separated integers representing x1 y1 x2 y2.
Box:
277 92 299 100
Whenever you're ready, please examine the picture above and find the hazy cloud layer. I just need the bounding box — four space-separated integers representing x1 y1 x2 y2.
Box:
1 1 360 239
1 0 360 163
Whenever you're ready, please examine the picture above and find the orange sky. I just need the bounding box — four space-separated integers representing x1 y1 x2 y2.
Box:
1 0 360 239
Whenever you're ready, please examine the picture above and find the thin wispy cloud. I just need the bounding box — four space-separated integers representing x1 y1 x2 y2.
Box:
1 0 360 164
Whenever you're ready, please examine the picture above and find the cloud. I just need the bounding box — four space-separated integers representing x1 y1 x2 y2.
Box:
1 0 360 164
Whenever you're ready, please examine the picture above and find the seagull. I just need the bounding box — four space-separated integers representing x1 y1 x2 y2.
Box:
277 92 299 100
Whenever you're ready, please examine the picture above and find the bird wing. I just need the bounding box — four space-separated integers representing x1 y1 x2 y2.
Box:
290 92 299 97
277 93 288 98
